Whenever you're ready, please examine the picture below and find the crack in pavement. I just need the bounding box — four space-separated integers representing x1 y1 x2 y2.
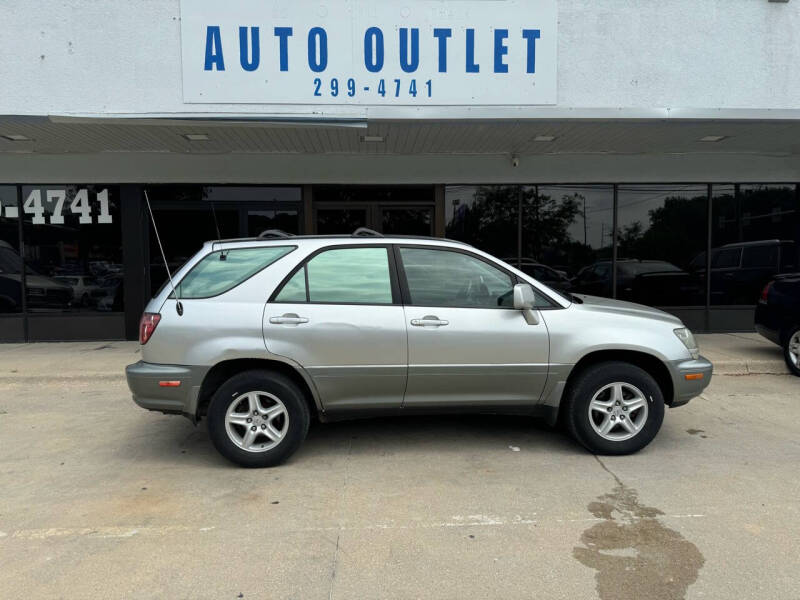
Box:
573 456 705 600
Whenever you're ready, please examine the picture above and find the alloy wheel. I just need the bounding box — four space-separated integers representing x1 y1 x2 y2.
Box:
588 382 649 442
224 391 289 453
789 332 800 368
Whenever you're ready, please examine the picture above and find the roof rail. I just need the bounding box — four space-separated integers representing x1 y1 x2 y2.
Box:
258 229 294 239
352 227 383 238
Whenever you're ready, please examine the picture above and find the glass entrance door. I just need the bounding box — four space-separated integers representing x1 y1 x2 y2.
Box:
380 206 433 236
312 186 435 236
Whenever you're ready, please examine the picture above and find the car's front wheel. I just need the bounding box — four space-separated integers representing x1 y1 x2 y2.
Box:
207 370 310 467
783 327 800 377
563 361 665 455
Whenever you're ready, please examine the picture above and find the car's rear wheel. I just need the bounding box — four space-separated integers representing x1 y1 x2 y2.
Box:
563 361 665 455
207 370 310 467
783 327 800 377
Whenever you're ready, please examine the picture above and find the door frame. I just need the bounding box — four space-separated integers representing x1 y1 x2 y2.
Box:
312 201 435 235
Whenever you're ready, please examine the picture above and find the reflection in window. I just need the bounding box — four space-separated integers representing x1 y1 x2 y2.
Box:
525 186 614 298
711 185 799 305
280 247 393 304
0 186 22 316
176 247 294 298
615 185 708 306
400 247 515 308
21 186 123 314
445 185 519 260
315 208 367 234
247 210 299 237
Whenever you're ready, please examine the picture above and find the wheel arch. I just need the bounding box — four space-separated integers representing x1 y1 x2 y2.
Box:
559 349 675 421
196 358 321 423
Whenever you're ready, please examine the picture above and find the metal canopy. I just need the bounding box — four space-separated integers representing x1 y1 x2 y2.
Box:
1 116 799 157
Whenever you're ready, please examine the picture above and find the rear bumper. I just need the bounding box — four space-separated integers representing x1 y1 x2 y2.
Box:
667 356 713 407
125 361 208 421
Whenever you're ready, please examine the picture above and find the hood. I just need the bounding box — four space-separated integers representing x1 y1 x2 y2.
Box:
572 294 683 326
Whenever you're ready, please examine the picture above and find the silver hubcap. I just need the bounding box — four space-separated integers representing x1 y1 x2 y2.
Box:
224 391 289 453
789 332 800 368
588 382 649 442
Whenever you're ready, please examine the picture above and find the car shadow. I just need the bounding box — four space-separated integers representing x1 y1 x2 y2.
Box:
118 411 583 468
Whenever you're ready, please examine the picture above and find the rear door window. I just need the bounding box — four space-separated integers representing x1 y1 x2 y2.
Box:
176 246 294 299
273 246 394 304
712 248 741 269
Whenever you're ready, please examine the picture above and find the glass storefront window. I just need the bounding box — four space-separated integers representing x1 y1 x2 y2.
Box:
711 184 799 305
616 185 708 306
21 185 123 314
524 185 614 297
445 185 519 259
0 186 22 315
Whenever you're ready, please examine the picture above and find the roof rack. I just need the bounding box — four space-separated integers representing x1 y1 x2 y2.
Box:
258 229 294 239
352 227 383 238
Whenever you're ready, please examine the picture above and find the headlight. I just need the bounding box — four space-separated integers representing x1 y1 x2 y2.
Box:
674 327 699 359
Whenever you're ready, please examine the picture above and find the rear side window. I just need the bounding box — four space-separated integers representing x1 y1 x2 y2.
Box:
741 245 778 268
273 246 393 304
176 246 294 299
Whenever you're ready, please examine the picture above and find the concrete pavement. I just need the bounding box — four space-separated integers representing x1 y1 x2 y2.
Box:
0 338 798 599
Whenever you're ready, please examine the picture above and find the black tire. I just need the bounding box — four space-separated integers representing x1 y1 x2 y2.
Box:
207 370 310 468
783 327 800 377
563 361 665 455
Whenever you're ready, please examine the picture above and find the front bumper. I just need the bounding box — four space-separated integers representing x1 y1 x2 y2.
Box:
667 355 713 407
125 361 208 421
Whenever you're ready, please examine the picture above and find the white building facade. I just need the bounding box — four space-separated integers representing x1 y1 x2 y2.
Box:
0 0 798 340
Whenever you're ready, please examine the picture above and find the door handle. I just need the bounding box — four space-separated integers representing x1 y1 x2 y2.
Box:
269 313 309 325
410 315 449 327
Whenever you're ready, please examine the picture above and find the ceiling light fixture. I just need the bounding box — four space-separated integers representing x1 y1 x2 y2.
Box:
360 135 385 142
183 133 210 141
698 135 727 142
533 135 556 142
2 134 31 141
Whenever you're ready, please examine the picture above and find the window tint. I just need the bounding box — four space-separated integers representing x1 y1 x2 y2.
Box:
177 246 294 299
400 247 514 308
275 247 393 304
274 268 307 302
712 248 741 269
741 245 778 268
780 244 798 271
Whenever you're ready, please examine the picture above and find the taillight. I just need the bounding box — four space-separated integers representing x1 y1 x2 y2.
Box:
759 282 772 304
139 312 161 344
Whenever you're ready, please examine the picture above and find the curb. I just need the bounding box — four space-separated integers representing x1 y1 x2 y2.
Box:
711 360 789 376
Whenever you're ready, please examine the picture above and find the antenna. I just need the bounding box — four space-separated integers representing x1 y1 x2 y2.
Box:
144 189 183 316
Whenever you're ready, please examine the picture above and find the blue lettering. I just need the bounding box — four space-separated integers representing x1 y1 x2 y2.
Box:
522 29 541 73
238 26 259 72
364 27 384 73
493 29 508 73
274 27 292 72
204 26 225 71
433 28 451 72
399 28 419 73
307 27 327 72
465 29 479 73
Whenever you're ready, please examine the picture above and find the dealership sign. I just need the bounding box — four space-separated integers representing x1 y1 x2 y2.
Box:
180 0 556 106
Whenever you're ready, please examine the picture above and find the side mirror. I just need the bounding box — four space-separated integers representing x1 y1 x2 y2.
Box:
513 283 535 310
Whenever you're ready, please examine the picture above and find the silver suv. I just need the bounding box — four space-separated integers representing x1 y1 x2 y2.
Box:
126 231 712 467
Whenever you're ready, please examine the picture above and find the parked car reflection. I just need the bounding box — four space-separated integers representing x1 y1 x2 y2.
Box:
504 258 573 293
571 259 701 306
689 240 798 305
0 240 72 312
